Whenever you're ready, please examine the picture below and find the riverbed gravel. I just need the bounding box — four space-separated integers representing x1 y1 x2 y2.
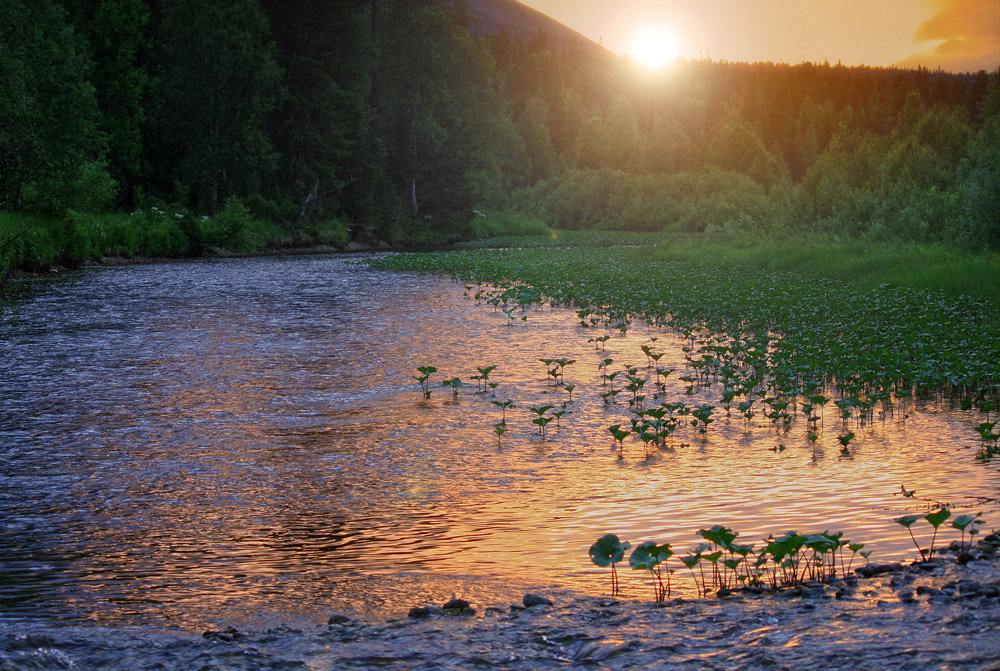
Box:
3 546 998 671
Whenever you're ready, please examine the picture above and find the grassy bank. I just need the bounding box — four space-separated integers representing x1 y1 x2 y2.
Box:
0 207 557 283
644 235 1000 306
0 202 354 280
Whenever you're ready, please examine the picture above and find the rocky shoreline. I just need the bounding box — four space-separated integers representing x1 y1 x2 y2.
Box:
4 541 998 670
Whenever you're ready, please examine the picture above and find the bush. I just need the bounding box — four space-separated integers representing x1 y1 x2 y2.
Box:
464 209 551 238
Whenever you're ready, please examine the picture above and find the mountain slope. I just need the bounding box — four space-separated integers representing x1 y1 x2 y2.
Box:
465 0 605 51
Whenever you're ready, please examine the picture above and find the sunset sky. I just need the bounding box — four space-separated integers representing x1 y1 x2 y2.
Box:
520 0 1000 73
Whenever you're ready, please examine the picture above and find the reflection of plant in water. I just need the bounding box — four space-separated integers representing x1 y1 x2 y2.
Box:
589 534 630 597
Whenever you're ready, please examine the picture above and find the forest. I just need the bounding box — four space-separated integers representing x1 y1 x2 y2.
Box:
0 0 998 278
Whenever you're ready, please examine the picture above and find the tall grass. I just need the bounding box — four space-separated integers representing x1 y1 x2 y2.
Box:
645 235 1000 305
0 201 352 283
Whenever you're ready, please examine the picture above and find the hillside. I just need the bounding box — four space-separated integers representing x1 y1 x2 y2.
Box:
465 0 605 51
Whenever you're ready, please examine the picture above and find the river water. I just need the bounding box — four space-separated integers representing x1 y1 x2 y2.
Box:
1 253 998 635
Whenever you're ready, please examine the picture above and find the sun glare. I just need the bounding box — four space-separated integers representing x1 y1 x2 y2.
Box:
630 27 680 70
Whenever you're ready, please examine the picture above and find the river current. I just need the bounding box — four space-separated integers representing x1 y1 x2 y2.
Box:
1 253 998 635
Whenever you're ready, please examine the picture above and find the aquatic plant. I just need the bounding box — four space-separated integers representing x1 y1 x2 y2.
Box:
974 421 999 455
951 512 984 550
690 404 715 434
442 376 462 399
895 507 951 561
471 365 497 393
552 358 575 385
493 421 507 445
552 405 570 429
589 534 630 597
414 365 437 398
589 334 611 351
608 424 630 451
837 431 856 456
629 541 674 601
529 405 555 439
491 399 515 423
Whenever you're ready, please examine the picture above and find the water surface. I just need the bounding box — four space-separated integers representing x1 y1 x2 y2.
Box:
1 253 997 631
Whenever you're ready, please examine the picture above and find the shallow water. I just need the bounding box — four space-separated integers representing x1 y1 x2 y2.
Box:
1 253 998 634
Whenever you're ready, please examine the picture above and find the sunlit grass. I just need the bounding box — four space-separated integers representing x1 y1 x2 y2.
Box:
645 236 1000 306
370 243 1000 404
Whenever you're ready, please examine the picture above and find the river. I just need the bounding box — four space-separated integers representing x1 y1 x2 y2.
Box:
1 253 998 636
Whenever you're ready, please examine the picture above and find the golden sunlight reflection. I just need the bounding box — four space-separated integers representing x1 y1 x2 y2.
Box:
2 255 998 631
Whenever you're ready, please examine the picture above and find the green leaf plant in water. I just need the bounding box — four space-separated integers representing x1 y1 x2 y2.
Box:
895 507 951 562
588 334 611 351
974 421 999 456
951 512 984 551
640 343 664 368
552 404 570 429
608 424 630 453
738 400 755 429
413 365 437 399
529 405 554 439
837 431 856 457
923 507 951 560
590 534 631 597
629 542 674 602
492 399 515 423
552 358 575 386
895 514 929 562
470 365 497 393
442 376 462 399
691 404 715 435
679 549 708 596
493 421 507 446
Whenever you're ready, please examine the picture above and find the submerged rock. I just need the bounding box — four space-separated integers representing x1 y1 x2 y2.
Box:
523 593 554 608
856 562 903 578
407 606 441 619
442 598 476 616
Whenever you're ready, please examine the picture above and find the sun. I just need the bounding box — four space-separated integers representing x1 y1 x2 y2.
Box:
629 27 681 70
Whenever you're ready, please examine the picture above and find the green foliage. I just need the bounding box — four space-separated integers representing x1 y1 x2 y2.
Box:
147 0 282 214
63 0 149 195
2 0 998 272
0 0 113 215
589 533 630 597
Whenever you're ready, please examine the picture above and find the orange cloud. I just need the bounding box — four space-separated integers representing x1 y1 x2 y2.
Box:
896 0 1000 72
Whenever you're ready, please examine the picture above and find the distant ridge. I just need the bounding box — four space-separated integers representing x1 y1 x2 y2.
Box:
465 0 606 51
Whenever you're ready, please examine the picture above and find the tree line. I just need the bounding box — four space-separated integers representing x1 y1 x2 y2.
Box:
1 0 997 251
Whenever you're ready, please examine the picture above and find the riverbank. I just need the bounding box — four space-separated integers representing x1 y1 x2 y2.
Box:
3 542 998 670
